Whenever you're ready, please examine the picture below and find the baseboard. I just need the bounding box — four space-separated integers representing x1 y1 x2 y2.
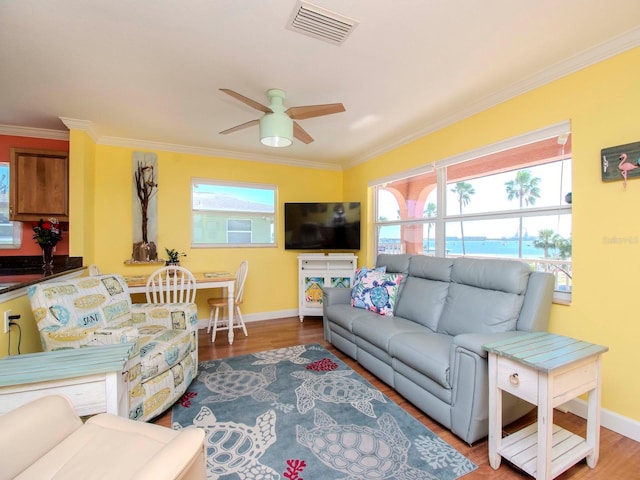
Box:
562 398 640 443
196 309 300 329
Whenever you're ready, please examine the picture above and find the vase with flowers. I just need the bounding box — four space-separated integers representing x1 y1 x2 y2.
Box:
32 218 63 275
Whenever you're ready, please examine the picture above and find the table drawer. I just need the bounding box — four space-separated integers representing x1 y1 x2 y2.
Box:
496 356 539 403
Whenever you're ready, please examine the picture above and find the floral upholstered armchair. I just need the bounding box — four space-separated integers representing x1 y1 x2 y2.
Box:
28 274 198 421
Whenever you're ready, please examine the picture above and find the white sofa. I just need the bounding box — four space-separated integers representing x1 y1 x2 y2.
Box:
0 395 206 480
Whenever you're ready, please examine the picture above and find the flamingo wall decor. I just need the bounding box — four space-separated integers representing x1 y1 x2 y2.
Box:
601 141 640 187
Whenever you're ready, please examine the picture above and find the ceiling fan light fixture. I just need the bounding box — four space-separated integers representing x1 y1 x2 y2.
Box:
260 112 293 147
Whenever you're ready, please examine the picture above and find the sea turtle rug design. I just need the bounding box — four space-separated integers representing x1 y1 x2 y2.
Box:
198 362 278 403
291 369 386 417
297 408 438 480
174 405 280 480
251 345 312 366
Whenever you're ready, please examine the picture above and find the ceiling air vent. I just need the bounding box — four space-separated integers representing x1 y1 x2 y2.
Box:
287 1 358 45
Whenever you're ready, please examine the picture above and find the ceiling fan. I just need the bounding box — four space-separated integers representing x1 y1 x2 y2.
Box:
219 88 345 147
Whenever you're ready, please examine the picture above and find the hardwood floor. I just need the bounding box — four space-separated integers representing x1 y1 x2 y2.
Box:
153 317 640 479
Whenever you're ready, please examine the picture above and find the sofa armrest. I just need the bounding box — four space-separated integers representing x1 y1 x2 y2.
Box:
0 395 82 479
131 428 206 480
86 413 206 480
452 331 530 358
322 287 352 309
131 303 199 332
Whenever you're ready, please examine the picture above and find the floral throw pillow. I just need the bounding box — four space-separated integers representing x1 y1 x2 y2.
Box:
350 270 402 316
354 266 386 283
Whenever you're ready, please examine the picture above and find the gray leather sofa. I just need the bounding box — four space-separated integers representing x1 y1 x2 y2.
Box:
322 254 554 444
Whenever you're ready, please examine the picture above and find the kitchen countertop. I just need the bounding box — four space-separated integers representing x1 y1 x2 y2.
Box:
0 255 84 294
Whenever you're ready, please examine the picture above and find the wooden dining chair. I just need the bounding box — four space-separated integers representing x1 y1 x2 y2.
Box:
207 260 248 342
145 265 197 304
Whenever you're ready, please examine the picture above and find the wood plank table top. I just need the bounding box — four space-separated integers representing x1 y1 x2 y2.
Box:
0 343 134 386
483 332 609 373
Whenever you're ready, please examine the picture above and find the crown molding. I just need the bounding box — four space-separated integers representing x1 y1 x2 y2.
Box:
56 118 341 171
0 124 69 141
343 25 640 170
59 117 99 142
97 135 342 171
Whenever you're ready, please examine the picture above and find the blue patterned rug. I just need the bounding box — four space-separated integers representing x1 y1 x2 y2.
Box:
171 344 477 479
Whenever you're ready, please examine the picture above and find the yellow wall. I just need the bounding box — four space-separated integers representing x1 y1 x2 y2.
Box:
90 145 343 318
344 47 640 422
0 295 42 356
2 46 639 425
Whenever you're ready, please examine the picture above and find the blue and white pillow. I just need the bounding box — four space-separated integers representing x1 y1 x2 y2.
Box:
350 269 402 316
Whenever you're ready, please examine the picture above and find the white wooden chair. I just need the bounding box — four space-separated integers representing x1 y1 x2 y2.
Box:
207 260 248 342
146 265 197 304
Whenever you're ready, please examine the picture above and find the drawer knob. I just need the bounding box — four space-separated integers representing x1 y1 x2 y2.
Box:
509 373 520 386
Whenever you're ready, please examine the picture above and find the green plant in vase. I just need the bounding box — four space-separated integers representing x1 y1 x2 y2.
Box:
165 248 186 266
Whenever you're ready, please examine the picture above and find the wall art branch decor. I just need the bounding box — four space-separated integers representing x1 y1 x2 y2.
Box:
601 141 640 188
131 151 158 261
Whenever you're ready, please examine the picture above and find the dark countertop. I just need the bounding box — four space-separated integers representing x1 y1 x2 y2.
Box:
0 255 84 294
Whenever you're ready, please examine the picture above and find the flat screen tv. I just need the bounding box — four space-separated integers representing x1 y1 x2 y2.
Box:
284 202 361 250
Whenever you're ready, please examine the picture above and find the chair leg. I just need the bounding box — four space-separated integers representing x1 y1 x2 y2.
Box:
236 306 248 336
207 306 214 333
212 307 220 342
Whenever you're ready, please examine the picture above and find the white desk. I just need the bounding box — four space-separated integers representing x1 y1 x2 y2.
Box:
125 272 237 344
0 344 133 417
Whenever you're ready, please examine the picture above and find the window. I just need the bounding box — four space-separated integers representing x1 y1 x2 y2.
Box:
191 179 276 247
373 122 572 301
0 163 22 249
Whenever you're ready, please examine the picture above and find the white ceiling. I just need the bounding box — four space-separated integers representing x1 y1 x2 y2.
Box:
1 1 640 169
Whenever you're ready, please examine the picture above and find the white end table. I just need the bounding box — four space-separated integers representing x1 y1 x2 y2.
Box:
0 344 133 417
484 332 608 480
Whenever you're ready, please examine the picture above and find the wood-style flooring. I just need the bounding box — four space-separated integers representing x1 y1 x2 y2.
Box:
152 317 640 479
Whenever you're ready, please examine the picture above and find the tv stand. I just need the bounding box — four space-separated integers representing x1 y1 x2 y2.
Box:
298 254 357 322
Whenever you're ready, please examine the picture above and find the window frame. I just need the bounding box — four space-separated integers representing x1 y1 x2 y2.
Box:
191 178 277 248
372 121 572 303
0 162 22 249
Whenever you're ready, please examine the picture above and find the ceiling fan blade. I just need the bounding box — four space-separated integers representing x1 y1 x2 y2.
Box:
219 119 260 135
220 89 272 113
293 122 314 144
286 103 345 120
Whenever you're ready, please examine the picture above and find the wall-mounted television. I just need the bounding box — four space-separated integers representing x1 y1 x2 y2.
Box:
284 202 361 250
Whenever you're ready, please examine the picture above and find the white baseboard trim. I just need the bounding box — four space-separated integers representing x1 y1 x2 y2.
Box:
196 309 300 330
562 398 640 443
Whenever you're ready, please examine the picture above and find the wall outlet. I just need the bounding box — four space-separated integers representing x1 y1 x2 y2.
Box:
4 310 11 333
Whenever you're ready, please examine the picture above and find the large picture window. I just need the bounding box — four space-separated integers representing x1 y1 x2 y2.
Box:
373 122 572 301
191 179 276 247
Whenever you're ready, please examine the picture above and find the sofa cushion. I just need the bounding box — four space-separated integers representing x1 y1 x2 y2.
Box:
394 277 449 330
350 271 403 316
138 327 193 381
450 257 530 294
389 331 454 389
408 255 454 282
436 258 530 335
351 313 425 352
325 303 376 333
437 283 525 335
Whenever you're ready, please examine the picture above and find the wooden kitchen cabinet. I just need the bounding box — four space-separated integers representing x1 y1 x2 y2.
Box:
9 148 69 221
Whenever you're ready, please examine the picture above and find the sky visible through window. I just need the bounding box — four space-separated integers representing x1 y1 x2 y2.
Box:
378 160 571 239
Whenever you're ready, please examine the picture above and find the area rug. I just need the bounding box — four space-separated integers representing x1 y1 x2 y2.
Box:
171 344 477 479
